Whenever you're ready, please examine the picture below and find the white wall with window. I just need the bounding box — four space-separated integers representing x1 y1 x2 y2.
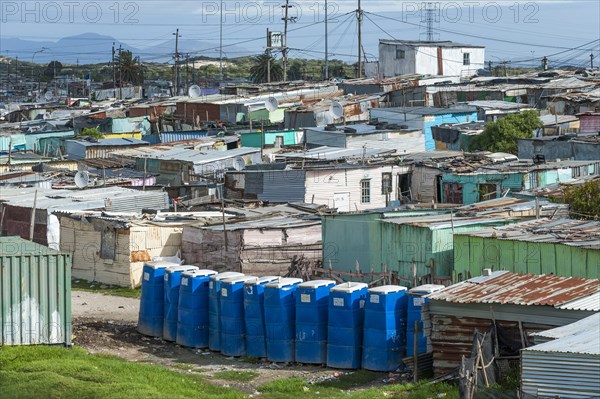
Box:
304 165 411 212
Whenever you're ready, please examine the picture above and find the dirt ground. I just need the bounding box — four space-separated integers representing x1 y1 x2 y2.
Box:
71 291 389 394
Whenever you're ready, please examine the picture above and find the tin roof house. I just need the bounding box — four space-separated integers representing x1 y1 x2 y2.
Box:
425 271 599 376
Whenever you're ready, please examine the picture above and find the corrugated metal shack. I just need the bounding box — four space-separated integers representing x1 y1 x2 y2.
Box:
522 313 600 398
57 212 216 287
322 211 509 287
0 187 169 247
0 236 72 346
454 218 600 280
182 214 322 276
65 138 150 160
425 271 599 377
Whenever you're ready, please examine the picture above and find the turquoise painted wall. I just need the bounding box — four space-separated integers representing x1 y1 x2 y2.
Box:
240 130 300 148
24 130 75 153
424 111 478 151
441 173 524 204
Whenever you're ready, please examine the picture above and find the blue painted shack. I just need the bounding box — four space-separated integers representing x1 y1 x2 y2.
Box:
370 106 478 151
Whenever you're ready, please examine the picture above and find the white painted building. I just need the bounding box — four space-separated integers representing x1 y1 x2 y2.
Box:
378 40 485 78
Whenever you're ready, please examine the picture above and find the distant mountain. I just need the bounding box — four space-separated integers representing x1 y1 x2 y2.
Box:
0 33 250 65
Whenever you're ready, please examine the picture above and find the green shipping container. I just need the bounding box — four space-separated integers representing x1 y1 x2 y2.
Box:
0 236 72 346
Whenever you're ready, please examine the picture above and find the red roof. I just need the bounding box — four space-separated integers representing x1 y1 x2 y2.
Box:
428 271 600 307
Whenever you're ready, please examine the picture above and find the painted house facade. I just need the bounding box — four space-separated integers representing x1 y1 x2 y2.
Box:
370 106 478 150
378 40 485 78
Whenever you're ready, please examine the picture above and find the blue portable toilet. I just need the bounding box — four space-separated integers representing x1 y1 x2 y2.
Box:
264 277 303 363
244 276 280 358
138 260 180 337
163 265 198 341
327 282 368 369
406 284 445 357
176 269 217 348
220 275 258 357
208 272 244 351
295 280 336 364
362 285 408 372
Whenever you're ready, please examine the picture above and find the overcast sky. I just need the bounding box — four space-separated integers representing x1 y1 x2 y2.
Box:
1 0 599 66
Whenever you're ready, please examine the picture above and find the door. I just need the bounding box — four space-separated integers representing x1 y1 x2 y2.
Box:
333 192 350 212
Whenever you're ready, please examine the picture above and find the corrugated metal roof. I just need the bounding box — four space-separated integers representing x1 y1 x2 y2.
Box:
530 313 600 341
276 146 395 161
381 214 505 230
427 272 600 307
202 216 320 231
125 146 259 165
525 328 600 355
457 218 600 249
67 138 149 147
556 291 600 311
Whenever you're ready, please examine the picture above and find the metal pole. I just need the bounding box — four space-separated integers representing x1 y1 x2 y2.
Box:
357 0 362 78
219 0 223 81
118 45 123 100
283 0 290 81
174 29 180 95
29 190 38 241
325 0 329 80
221 185 228 251
112 43 116 98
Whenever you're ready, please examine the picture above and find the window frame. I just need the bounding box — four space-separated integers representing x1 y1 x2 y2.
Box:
381 173 393 195
360 179 371 204
463 52 471 66
396 48 406 60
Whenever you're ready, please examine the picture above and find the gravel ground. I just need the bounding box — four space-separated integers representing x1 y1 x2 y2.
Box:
70 290 382 394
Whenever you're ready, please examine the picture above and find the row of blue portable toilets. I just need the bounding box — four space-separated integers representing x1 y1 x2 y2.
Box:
137 261 444 371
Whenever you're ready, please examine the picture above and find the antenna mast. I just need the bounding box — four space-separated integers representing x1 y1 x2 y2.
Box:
357 0 362 78
325 0 329 80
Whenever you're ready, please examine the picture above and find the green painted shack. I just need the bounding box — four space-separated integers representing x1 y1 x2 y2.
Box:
454 218 600 280
322 211 509 287
239 129 302 148
0 236 72 346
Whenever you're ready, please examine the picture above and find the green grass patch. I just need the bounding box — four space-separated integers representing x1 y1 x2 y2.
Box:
212 370 259 382
257 377 459 399
0 345 243 399
72 279 141 299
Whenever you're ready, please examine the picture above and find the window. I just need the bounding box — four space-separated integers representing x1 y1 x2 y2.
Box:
382 173 393 195
396 48 405 59
463 53 471 66
360 179 371 204
100 228 116 260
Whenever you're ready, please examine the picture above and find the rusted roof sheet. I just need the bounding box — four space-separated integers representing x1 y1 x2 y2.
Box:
428 272 600 307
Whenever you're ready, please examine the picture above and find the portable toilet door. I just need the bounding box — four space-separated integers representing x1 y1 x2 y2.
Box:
295 280 336 364
138 260 180 337
244 276 280 358
163 265 199 341
362 285 408 372
327 282 368 369
264 277 303 363
406 284 445 357
176 269 217 348
220 275 258 357
208 272 244 351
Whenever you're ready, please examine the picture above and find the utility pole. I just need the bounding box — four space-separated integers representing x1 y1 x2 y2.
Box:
173 29 180 95
219 0 223 82
356 0 362 78
118 45 123 100
112 43 116 98
531 51 535 69
591 53 595 69
324 0 329 80
542 56 548 71
266 29 271 83
282 0 292 81
185 53 190 91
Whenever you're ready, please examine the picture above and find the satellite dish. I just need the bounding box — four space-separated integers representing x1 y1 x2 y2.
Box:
74 171 90 189
44 91 54 102
232 156 246 171
265 97 279 112
329 101 344 118
188 85 202 98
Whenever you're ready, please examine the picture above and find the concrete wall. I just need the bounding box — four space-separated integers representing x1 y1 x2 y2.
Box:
60 217 182 287
379 43 485 78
